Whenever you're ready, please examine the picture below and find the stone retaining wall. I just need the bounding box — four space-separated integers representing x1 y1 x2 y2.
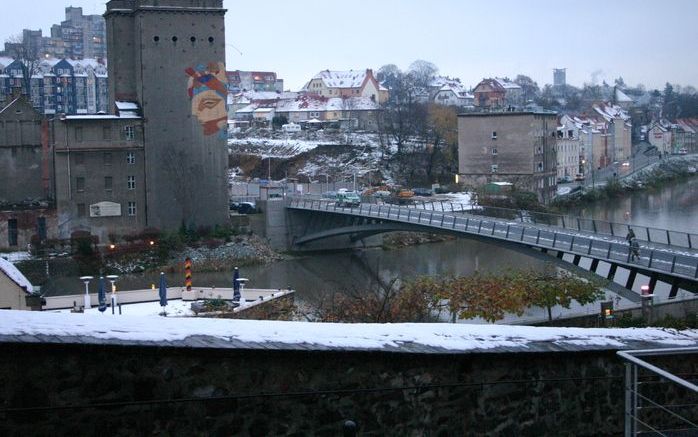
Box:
4 343 692 435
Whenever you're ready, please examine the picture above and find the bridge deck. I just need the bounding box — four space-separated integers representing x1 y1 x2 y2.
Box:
287 198 698 283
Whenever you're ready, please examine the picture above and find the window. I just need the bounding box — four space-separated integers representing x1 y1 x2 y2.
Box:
77 203 86 217
75 152 85 165
75 127 83 142
103 152 112 166
124 125 135 141
491 164 498 173
537 162 544 172
76 177 85 192
103 127 111 140
128 201 136 216
8 219 17 246
568 130 573 139
126 151 135 164
536 146 543 154
37 217 46 241
104 176 112 191
492 147 498 155
491 131 497 140
127 176 135 190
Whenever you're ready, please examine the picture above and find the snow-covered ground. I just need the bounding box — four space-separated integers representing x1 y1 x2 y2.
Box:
0 251 31 262
55 299 195 317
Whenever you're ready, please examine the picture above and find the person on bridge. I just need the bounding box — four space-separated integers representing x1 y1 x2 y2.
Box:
630 237 641 261
625 228 636 243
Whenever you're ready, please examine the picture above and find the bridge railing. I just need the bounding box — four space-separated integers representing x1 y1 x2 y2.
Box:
398 201 697 250
287 196 698 249
287 197 698 280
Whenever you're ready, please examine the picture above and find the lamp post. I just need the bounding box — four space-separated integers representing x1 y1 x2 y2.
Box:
107 274 119 314
641 284 653 323
79 276 93 309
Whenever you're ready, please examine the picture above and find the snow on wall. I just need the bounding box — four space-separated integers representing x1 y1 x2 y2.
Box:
1 311 696 353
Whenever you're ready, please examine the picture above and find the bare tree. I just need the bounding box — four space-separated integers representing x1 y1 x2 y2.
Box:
4 34 42 99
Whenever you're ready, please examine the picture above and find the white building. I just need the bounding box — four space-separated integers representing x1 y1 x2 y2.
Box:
557 115 582 180
647 121 673 155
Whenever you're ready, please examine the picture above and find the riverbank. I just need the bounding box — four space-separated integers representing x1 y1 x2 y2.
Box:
104 234 283 274
553 155 698 207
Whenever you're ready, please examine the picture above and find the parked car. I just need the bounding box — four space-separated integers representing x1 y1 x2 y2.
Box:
412 187 433 196
335 190 361 207
679 147 688 155
230 201 256 214
558 175 573 183
574 174 585 181
621 161 630 167
322 191 338 200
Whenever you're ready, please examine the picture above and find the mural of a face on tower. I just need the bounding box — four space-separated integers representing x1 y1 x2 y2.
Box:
186 62 228 137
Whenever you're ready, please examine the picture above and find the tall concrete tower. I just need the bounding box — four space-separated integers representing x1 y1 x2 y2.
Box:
104 0 229 231
553 68 566 88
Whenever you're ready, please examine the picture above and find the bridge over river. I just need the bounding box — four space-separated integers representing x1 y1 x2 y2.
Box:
284 197 698 300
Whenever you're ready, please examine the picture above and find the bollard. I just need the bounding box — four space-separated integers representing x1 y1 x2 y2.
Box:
184 257 192 291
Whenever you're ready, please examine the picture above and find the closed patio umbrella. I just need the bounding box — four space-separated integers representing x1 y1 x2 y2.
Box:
98 276 107 313
233 267 241 302
159 272 168 315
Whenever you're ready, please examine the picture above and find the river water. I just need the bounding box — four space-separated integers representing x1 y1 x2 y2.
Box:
53 178 698 322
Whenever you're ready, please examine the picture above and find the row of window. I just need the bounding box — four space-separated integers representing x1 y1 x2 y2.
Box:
76 202 136 217
74 151 136 165
76 175 136 192
153 36 215 43
74 125 135 142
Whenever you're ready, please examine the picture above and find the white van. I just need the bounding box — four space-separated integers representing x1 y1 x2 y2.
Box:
282 123 301 133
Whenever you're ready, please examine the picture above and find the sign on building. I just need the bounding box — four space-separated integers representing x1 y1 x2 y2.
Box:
89 201 122 217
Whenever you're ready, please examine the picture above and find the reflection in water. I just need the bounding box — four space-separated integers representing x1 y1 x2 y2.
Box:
568 177 698 233
48 238 539 303
82 239 540 302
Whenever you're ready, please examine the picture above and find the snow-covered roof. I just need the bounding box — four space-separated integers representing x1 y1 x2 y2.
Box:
1 311 697 353
115 101 140 118
593 102 630 122
0 258 33 293
494 78 521 90
615 88 633 103
313 69 369 89
276 95 378 113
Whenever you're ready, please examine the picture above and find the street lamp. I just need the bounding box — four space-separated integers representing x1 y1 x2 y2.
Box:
79 276 93 309
106 275 119 314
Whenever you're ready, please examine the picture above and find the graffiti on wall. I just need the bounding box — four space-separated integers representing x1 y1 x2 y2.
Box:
185 62 228 137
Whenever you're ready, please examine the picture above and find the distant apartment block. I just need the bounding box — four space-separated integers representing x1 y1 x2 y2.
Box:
458 111 558 204
553 68 566 88
226 70 283 92
2 7 106 60
0 57 108 115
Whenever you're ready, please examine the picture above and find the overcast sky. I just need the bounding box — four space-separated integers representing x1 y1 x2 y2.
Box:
2 0 697 91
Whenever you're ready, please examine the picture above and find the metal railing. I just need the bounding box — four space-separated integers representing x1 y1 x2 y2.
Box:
287 198 698 281
301 194 697 249
617 348 698 436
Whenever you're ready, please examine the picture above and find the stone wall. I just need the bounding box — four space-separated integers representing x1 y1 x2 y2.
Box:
3 342 690 435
